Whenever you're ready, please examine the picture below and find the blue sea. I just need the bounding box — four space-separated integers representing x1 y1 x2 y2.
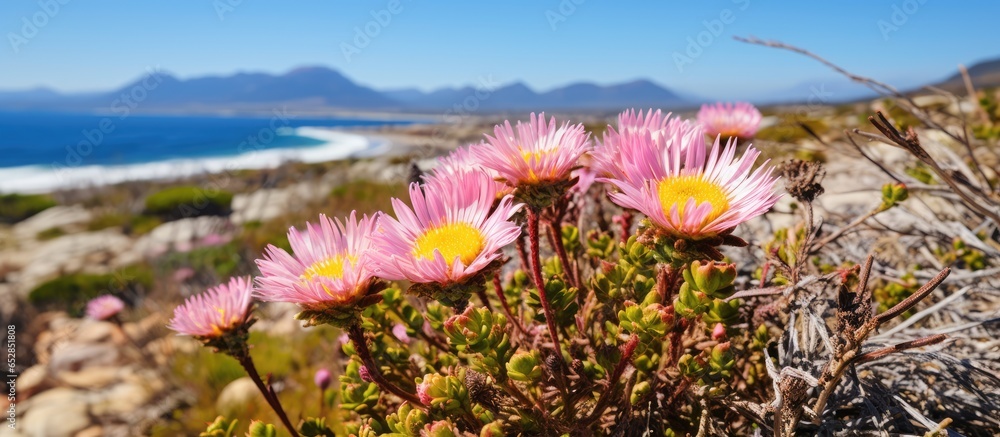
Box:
0 111 416 193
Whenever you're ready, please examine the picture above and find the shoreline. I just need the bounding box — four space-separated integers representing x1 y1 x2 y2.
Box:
0 127 427 195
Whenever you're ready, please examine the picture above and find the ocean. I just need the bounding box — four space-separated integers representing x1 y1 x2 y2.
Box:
0 111 416 193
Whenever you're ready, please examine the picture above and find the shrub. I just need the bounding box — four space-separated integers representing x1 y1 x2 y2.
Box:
144 186 233 220
0 193 57 223
27 265 153 316
36 227 66 241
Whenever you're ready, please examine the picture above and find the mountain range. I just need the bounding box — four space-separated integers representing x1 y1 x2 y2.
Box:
0 67 686 114
1 57 998 113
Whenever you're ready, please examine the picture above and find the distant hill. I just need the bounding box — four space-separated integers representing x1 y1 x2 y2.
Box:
0 67 689 113
930 58 1000 94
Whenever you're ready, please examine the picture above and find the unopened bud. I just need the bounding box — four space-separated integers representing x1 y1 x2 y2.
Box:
880 182 908 210
359 365 373 383
711 323 727 341
314 368 331 390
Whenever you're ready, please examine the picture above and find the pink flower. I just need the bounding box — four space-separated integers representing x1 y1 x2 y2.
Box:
432 144 512 198
391 323 411 344
371 170 522 285
416 380 433 406
314 368 332 390
168 276 254 338
593 110 705 188
198 233 231 247
173 267 196 283
85 295 124 321
472 113 589 187
598 130 779 239
697 102 762 140
255 212 379 310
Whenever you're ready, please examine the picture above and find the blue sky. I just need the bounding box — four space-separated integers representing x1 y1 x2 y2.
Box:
1 1 996 100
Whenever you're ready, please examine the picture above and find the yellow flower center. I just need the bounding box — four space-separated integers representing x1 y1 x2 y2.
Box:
657 176 730 224
520 148 556 181
301 255 354 280
413 222 485 267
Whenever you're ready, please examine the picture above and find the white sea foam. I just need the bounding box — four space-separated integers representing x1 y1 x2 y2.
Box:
0 127 384 194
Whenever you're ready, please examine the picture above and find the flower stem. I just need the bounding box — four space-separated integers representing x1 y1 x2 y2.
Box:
493 274 529 338
347 324 426 408
548 220 579 290
526 209 564 358
234 351 300 437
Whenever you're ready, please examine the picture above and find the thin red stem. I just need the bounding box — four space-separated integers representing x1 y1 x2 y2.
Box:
527 209 564 358
236 353 300 437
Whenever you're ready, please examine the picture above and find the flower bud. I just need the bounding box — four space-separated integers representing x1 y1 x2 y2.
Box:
314 368 331 390
358 365 373 383
506 351 543 382
684 260 737 298
416 380 433 406
711 323 727 341
880 182 908 211
247 420 277 437
392 323 411 345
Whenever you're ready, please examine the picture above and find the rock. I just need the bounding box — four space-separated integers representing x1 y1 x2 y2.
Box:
90 382 151 416
13 230 133 297
132 216 229 255
49 343 121 373
20 388 91 437
73 426 103 437
59 367 122 390
13 205 93 241
73 321 116 344
16 365 51 398
216 377 261 415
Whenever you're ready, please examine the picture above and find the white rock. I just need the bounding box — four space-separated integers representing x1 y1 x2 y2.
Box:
13 230 133 297
20 388 91 437
215 377 261 415
13 205 93 241
59 366 123 390
131 216 229 255
90 382 151 416
48 343 121 373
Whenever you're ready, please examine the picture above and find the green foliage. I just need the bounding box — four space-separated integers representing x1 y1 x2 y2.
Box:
879 182 909 211
618 302 670 355
417 370 471 415
444 306 513 379
591 236 657 304
36 226 66 241
756 114 828 143
340 359 381 414
682 260 736 299
144 185 233 220
0 193 56 223
935 238 988 271
384 402 429 437
246 421 277 437
199 416 239 437
161 241 245 279
27 265 152 315
506 351 543 383
299 418 336 437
